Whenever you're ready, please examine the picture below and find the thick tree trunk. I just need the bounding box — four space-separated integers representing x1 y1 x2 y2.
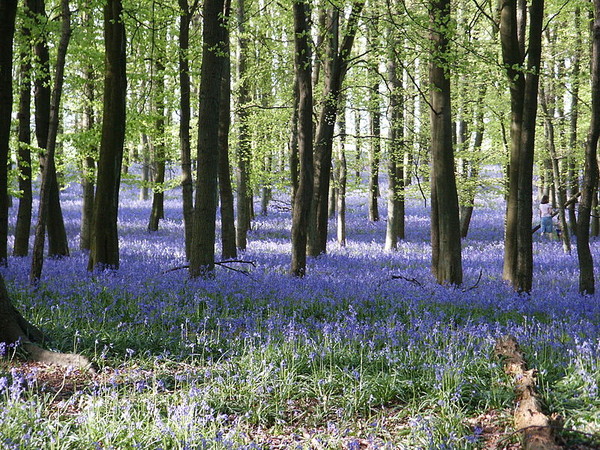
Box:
577 0 600 295
429 0 462 286
307 1 364 257
189 0 228 277
0 0 18 264
88 0 127 271
235 0 251 251
14 10 33 257
218 6 237 261
290 0 314 277
31 0 72 283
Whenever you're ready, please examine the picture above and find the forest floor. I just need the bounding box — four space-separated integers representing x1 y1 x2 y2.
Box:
1 180 599 449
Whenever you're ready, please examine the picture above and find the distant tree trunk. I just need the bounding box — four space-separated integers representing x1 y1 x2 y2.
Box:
139 134 150 201
540 82 571 253
235 0 251 251
385 39 405 250
577 0 600 295
290 0 313 277
307 1 364 257
88 0 127 271
218 3 237 260
0 0 18 264
148 58 166 232
568 6 582 236
354 110 362 183
500 0 544 293
290 78 300 205
260 156 272 215
337 109 347 247
189 0 228 277
14 7 33 257
30 0 72 283
179 0 196 260
429 0 462 286
80 64 96 251
368 71 381 223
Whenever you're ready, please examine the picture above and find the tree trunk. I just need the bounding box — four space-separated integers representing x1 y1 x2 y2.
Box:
337 109 347 247
307 1 364 257
148 58 166 232
31 0 72 283
500 0 544 293
179 0 196 260
290 0 314 277
14 7 33 257
385 38 405 251
368 70 381 223
0 0 18 264
88 0 127 271
568 6 582 236
235 0 251 251
218 4 237 260
577 0 600 295
429 0 462 286
189 0 228 278
80 64 96 251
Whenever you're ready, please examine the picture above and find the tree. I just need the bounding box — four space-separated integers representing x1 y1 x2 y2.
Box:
307 1 365 257
500 0 544 293
290 0 314 277
429 0 462 285
577 0 600 295
88 0 127 271
189 0 229 277
30 0 72 283
0 0 18 265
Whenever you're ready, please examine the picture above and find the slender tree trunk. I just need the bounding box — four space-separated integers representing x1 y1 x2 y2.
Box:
337 109 347 247
368 71 381 223
0 0 18 264
290 0 314 277
307 1 365 257
290 77 300 206
235 0 251 251
31 0 72 283
148 58 166 232
218 3 237 260
429 0 462 285
80 64 96 251
568 6 582 236
14 8 33 257
385 38 405 251
179 0 196 260
577 0 600 295
88 0 127 271
189 0 228 277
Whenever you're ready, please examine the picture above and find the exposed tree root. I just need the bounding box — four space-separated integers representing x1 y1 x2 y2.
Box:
1 274 95 372
495 335 561 450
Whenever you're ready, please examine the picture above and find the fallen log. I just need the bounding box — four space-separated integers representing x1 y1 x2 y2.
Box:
495 335 561 449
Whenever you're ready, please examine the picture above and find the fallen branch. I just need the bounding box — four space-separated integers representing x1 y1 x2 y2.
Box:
390 274 422 286
495 335 561 449
163 260 257 279
461 269 483 292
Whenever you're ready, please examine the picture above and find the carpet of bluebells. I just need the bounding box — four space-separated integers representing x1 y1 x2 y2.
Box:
0 177 599 449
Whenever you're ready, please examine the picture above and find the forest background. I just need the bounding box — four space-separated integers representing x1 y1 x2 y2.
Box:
0 0 599 447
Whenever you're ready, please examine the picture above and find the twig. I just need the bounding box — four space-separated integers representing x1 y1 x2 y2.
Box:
390 274 422 287
162 260 257 277
461 270 482 292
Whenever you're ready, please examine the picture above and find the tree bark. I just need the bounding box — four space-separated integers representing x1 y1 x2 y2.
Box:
218 0 237 260
368 68 381 223
290 0 314 277
235 0 252 251
14 6 33 257
307 1 365 257
148 58 166 232
429 0 462 286
336 109 347 247
577 0 600 295
0 0 18 264
31 0 72 283
80 62 96 251
189 0 228 278
568 6 582 236
179 0 197 260
88 0 127 271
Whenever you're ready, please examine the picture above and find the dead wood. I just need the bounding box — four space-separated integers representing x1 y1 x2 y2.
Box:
495 335 561 450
